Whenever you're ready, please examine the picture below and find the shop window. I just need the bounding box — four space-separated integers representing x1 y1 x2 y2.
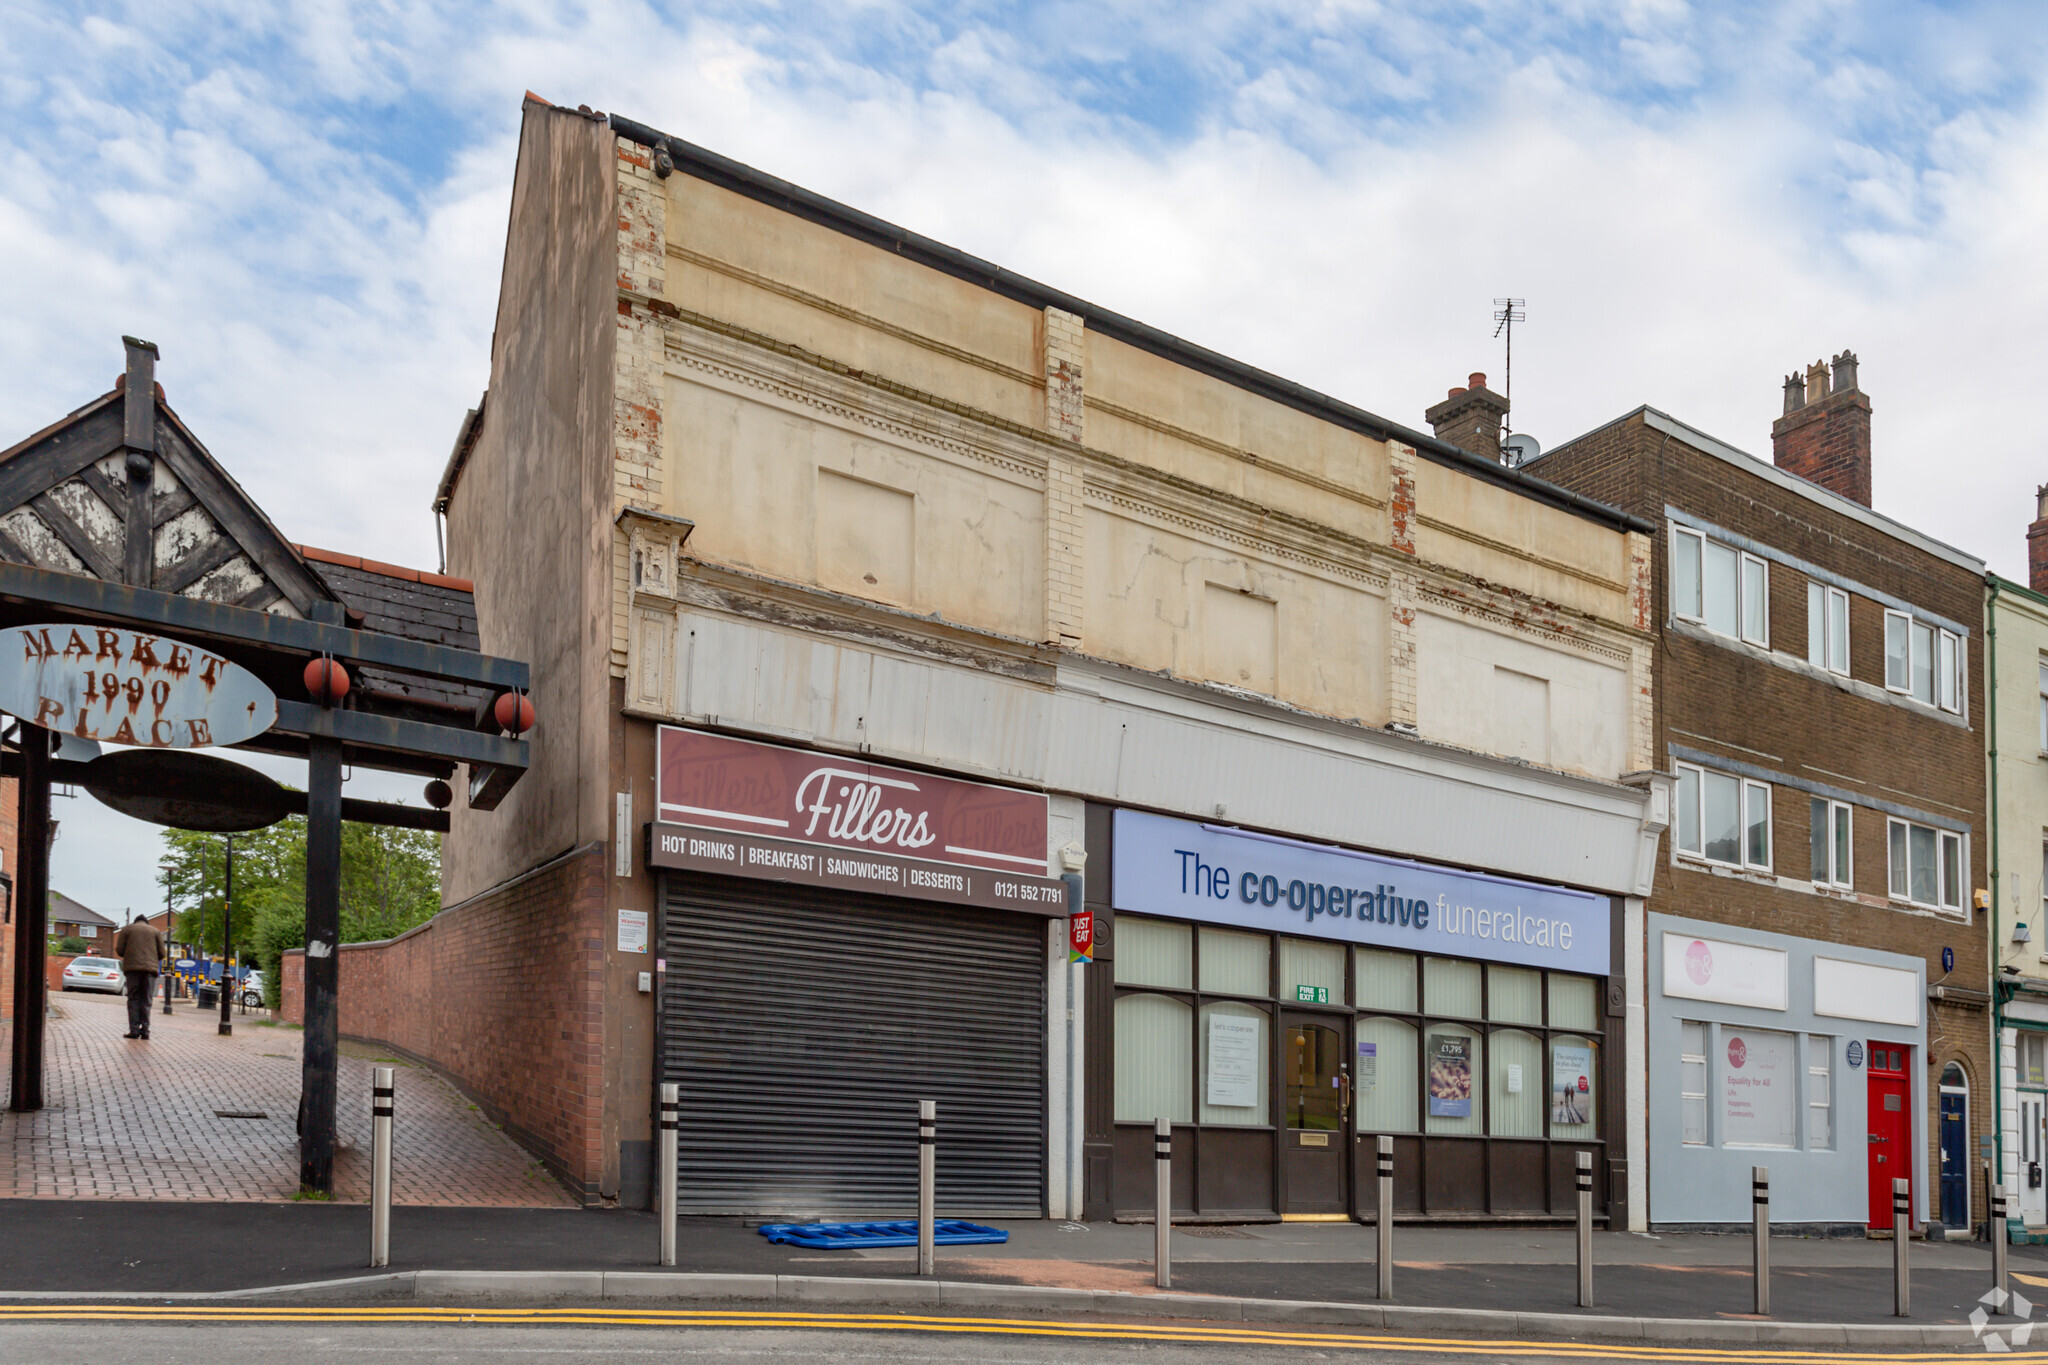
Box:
1807 582 1850 675
1355 947 1417 1012
1489 1029 1544 1138
1198 1002 1269 1126
2021 1032 2048 1090
1551 1035 1597 1139
1722 1027 1797 1148
1887 819 1963 912
1355 1017 1418 1133
1423 957 1482 1018
1488 965 1542 1026
1808 1035 1833 1150
1425 1023 1483 1136
1115 917 1192 989
1549 975 1597 1032
1279 937 1346 1006
1671 527 1767 645
1810 798 1852 889
1114 993 1191 1124
1680 1021 1708 1146
1198 927 1268 997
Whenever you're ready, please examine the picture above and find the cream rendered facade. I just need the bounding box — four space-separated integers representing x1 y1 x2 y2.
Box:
1990 575 2048 1231
438 97 1669 1215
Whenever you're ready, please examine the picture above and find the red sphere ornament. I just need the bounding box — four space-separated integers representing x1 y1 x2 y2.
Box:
423 779 453 810
303 657 351 705
494 691 536 735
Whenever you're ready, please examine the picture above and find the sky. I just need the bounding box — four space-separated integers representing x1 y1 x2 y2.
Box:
5 0 2048 912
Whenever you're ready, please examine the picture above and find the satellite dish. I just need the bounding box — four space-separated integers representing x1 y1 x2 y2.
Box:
1504 433 1542 467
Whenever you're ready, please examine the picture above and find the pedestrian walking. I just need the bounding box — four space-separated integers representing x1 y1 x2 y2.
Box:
112 912 165 1040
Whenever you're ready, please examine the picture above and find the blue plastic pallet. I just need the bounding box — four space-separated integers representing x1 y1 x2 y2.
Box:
757 1219 1009 1249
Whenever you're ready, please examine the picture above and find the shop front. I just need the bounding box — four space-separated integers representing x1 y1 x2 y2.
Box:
1647 913 1927 1230
645 725 1070 1218
1103 809 1617 1222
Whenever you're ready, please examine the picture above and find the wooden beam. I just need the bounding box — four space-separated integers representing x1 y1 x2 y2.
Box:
121 338 157 455
0 405 123 519
155 422 332 618
151 484 197 528
27 493 120 582
157 536 242 596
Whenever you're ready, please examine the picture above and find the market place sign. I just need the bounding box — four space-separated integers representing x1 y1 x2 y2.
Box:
647 725 1067 915
0 623 276 748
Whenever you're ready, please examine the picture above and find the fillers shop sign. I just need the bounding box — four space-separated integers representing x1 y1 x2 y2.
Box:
1111 809 1609 975
648 726 1066 915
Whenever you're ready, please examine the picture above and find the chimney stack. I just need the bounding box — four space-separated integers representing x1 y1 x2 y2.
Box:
1425 370 1509 464
1771 349 1871 506
2029 486 2048 596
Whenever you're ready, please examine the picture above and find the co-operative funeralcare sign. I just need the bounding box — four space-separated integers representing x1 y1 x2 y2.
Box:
1112 810 1609 974
646 726 1068 916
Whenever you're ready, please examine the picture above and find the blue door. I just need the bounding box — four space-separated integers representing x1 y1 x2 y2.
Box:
1940 1087 1968 1231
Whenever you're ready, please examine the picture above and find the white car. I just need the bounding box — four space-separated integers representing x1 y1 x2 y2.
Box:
61 956 126 994
240 971 265 1008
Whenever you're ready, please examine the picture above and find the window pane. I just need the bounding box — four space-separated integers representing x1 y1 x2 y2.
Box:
1115 993 1192 1123
1745 782 1771 869
1835 804 1852 888
1198 1002 1269 1125
1911 622 1934 704
1703 540 1739 636
1552 1035 1598 1139
1722 1027 1797 1147
1741 556 1767 643
1702 770 1741 864
1910 824 1938 905
1424 1024 1482 1135
1676 766 1701 854
1423 957 1482 1017
1283 1018 1345 1131
1488 965 1542 1024
1808 1035 1833 1151
1115 917 1193 989
1673 531 1702 619
1890 821 1909 898
1940 833 1961 909
1280 938 1347 1006
1198 927 1269 996
2040 662 2048 750
1355 1017 1418 1134
2026 1034 2047 1089
1829 589 1849 673
1490 1028 1544 1137
1886 613 1909 690
1356 947 1417 1012
1939 632 1958 711
1807 582 1824 666
1810 798 1830 883
1549 974 1598 1030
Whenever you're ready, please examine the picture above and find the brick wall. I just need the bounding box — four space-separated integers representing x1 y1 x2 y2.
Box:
1771 391 1873 507
282 843 611 1200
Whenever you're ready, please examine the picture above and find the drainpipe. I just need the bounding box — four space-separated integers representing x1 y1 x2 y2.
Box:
1989 574 2005 1239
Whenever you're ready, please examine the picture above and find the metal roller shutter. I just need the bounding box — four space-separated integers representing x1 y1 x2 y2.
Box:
661 875 1047 1217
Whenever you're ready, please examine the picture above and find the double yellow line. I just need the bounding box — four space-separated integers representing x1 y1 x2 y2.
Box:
0 1304 1979 1361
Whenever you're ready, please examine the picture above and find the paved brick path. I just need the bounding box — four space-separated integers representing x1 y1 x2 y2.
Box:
1 992 574 1206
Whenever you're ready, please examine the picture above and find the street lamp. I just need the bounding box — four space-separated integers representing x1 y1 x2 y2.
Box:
218 833 234 1037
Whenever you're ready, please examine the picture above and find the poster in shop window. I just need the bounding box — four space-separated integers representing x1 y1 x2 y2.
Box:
1552 1043 1592 1125
1427 1033 1472 1118
1721 1028 1796 1147
1206 1013 1261 1108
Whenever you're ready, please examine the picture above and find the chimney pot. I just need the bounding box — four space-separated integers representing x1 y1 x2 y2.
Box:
1469 372 1487 391
1425 369 1508 464
1782 373 1804 415
1831 349 1859 394
1448 387 1465 398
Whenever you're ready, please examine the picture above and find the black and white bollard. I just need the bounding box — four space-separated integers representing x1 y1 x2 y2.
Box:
369 1066 393 1268
917 1100 936 1277
1575 1151 1593 1308
1892 1177 1911 1317
658 1083 678 1267
1375 1135 1394 1301
1752 1165 1770 1316
1154 1117 1172 1289
1992 1168 2009 1306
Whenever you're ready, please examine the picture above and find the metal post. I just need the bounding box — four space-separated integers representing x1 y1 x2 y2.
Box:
160 883 173 1016
298 733 344 1194
160 968 172 1016
1892 1177 1910 1317
1752 1165 1770 1316
917 1100 936 1277
369 1067 393 1267
8 725 51 1112
1375 1135 1394 1301
1154 1117 1172 1289
1990 1166 2008 1307
658 1083 677 1267
1575 1151 1594 1308
218 834 234 1036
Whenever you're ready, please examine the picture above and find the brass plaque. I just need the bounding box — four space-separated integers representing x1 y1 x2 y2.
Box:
1298 1132 1331 1147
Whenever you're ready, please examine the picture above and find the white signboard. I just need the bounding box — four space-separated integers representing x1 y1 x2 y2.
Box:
1661 932 1788 1011
0 623 275 748
617 908 649 955
1814 956 1921 1027
1206 1013 1261 1108
1721 1027 1797 1147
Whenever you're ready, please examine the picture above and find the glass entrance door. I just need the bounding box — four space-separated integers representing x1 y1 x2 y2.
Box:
1280 1014 1348 1217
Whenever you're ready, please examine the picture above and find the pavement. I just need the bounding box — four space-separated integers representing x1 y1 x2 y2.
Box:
0 991 573 1205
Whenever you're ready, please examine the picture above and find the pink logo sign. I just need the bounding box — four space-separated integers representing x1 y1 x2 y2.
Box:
1685 939 1714 986
1727 1036 1747 1069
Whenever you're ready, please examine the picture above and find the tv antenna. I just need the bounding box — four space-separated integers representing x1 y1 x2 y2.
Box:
1492 297 1525 453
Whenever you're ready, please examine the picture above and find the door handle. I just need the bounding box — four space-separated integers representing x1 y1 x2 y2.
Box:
1339 1071 1352 1119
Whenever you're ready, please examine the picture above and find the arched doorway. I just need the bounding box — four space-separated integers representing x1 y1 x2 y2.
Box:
1939 1061 1969 1232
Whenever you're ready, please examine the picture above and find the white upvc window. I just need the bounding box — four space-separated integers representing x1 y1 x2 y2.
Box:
1884 609 1963 713
2038 661 2048 753
1888 817 1963 912
1809 798 1852 889
1672 528 1768 645
1675 763 1772 871
1807 582 1850 674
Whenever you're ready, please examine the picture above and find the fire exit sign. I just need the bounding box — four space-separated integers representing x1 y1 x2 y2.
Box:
1294 985 1330 1004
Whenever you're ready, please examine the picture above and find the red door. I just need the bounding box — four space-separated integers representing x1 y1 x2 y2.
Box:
1866 1042 1912 1230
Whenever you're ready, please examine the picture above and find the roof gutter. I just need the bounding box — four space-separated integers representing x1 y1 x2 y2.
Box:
433 396 486 518
606 114 1655 540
